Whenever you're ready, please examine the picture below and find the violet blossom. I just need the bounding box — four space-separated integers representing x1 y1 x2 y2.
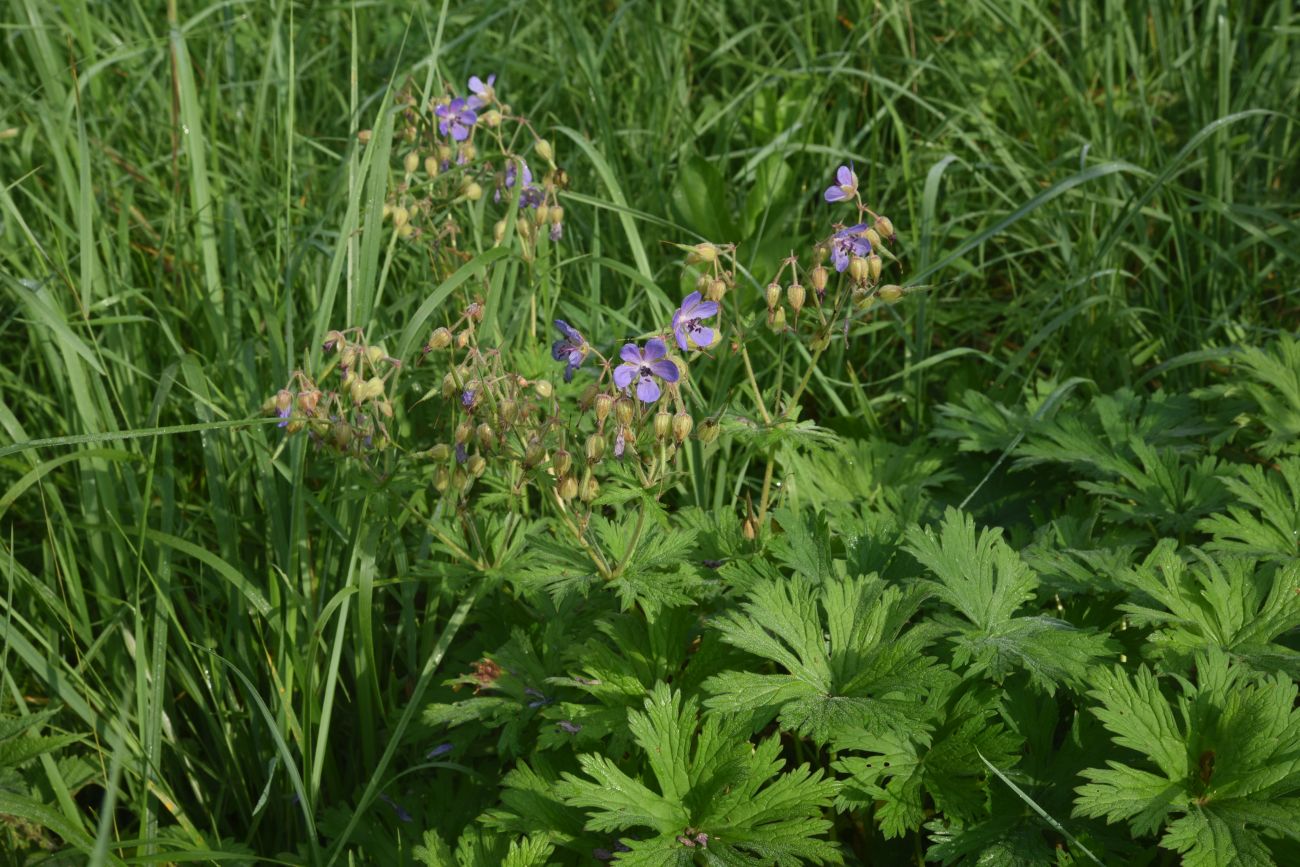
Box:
435 97 477 141
613 338 679 403
823 164 858 203
551 320 588 382
830 224 872 272
467 74 496 108
671 291 719 351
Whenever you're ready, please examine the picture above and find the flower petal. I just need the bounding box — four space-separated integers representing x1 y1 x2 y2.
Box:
620 343 643 364
636 376 661 403
693 299 719 318
692 325 714 347
837 164 855 186
650 359 680 382
613 363 636 390
673 326 689 352
681 291 702 313
824 186 847 203
643 337 668 360
831 247 849 272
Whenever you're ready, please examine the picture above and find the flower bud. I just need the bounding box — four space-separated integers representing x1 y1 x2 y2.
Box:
654 410 673 440
274 389 293 415
428 326 452 350
341 346 358 369
533 379 553 399
357 129 372 144
787 281 806 315
868 253 882 282
493 219 507 244
558 475 578 500
441 372 458 398
769 306 787 332
594 392 614 422
864 227 881 248
433 466 450 492
535 138 554 164
697 418 720 445
706 278 727 303
535 204 550 226
849 256 869 283
424 155 440 177
742 516 758 540
580 473 600 502
403 151 420 174
297 390 321 415
437 144 453 163
585 433 606 463
553 449 573 476
397 223 415 239
392 206 409 228
852 286 873 310
672 411 693 443
482 109 501 127
765 282 781 309
697 273 713 293
614 397 634 426
454 420 474 443
366 345 386 365
874 216 895 242
467 455 487 478
460 142 477 163
477 423 495 449
549 206 564 225
810 266 828 294
497 398 518 425
692 242 717 264
455 329 472 350
464 181 483 201
810 330 831 351
349 379 365 405
363 377 385 400
429 443 452 462
879 284 904 304
524 438 545 467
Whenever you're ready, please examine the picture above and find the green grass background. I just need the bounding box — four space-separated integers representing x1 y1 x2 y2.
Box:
1 0 1296 861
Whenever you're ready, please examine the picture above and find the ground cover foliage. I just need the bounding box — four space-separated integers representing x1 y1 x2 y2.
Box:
2 0 1298 863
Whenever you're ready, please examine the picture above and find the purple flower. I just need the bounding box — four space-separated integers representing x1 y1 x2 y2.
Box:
557 720 582 734
461 388 477 409
823 164 858 203
497 159 543 208
549 221 563 241
551 320 588 382
426 743 454 759
435 97 477 141
467 74 496 109
671 291 719 351
613 426 628 458
830 224 872 272
613 338 679 403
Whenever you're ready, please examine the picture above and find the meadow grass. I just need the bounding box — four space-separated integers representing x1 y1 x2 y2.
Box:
1 0 1297 862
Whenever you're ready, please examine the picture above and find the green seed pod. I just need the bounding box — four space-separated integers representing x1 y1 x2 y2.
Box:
692 243 718 264
424 155 439 177
403 151 420 174
849 256 869 283
429 443 452 462
769 306 787 332
874 215 895 241
533 379 554 399
392 206 409 229
467 455 487 478
672 411 693 443
433 466 450 492
614 397 635 426
558 474 578 500
535 204 550 226
549 206 564 226
428 327 453 350
441 372 458 398
697 417 720 445
464 181 483 201
580 473 600 503
553 449 573 476
535 138 554 164
654 410 673 440
579 383 600 411
477 423 495 449
594 392 614 422
454 420 474 444
697 273 713 293
456 330 472 350
810 330 831 351
707 279 727 303
493 219 507 244
524 438 545 467
349 379 365 405
497 398 518 425
868 253 883 282
585 433 606 463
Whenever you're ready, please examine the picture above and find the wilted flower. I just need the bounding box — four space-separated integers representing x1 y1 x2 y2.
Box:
830 224 872 272
467 74 496 108
614 338 679 403
435 97 477 141
671 291 719 351
823 164 858 203
551 320 588 382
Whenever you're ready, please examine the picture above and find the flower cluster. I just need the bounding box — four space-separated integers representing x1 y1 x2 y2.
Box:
370 74 567 254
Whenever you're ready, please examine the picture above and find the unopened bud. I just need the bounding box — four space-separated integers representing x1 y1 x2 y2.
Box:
769 306 787 331
493 219 507 243
392 206 409 228
441 372 458 398
810 266 828 294
476 423 495 449
516 216 532 238
765 282 781 309
549 206 564 225
424 155 439 177
456 330 472 350
673 411 693 443
697 418 720 445
357 129 372 144
810 330 831 351
535 204 550 226
428 326 452 350
614 397 634 426
874 216 895 242
467 455 487 478
879 284 904 304
274 389 293 415
429 443 452 462
524 438 545 467
533 379 553 399
706 279 727 303
535 138 554 164
553 449 573 476
787 281 806 314
868 253 882 281
692 243 717 264
742 516 758 540
864 227 881 248
594 392 614 422
482 109 501 128
697 273 713 293
497 398 518 425
585 433 606 463
654 410 673 440
433 466 450 492
366 345 386 365
454 420 474 443
464 181 483 201
437 144 452 163
349 379 365 405
341 346 358 369
849 256 869 283
403 151 420 174
580 474 600 503
363 377 385 400
558 475 578 500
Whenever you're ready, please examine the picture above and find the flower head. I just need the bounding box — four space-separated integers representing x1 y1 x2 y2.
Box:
551 320 588 382
497 159 544 208
435 97 477 142
830 223 872 272
823 164 858 203
467 74 496 108
671 291 720 351
613 338 679 403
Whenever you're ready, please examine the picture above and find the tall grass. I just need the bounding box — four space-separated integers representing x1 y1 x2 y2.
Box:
1 0 1296 861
